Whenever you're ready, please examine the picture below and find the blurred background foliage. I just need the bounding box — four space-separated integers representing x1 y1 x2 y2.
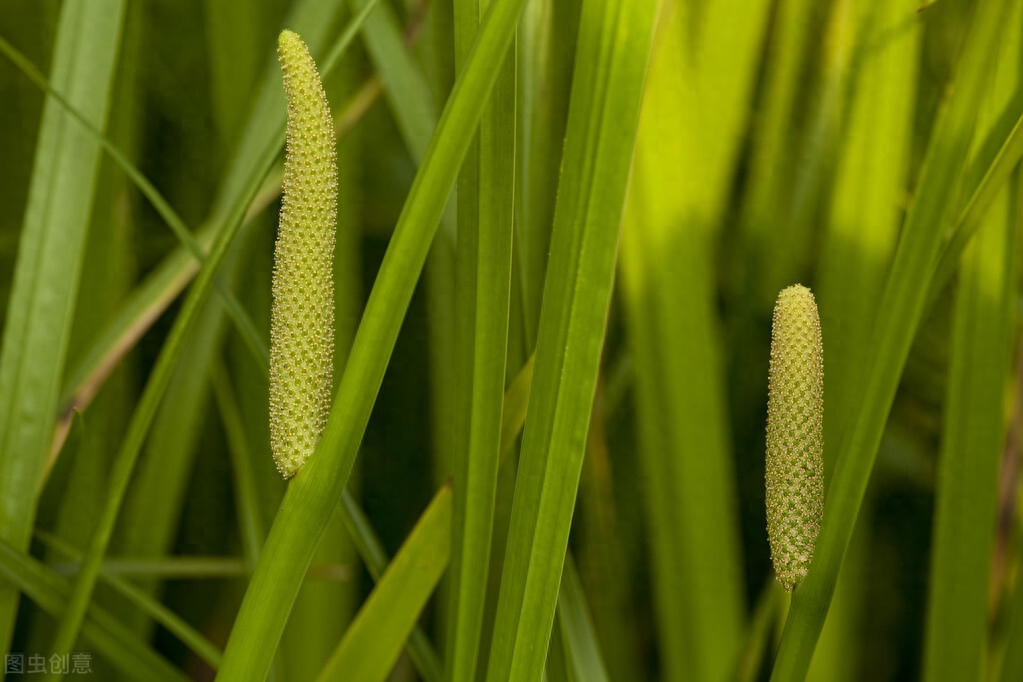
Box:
0 0 1021 680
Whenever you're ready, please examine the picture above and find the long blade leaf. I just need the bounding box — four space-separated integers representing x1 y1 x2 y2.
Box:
484 0 659 678
317 485 452 682
0 0 127 649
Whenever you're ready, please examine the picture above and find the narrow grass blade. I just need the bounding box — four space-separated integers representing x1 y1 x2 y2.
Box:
47 558 347 580
353 0 438 162
35 532 222 670
514 0 579 349
923 184 1015 680
556 556 610 682
619 0 767 677
55 72 379 444
924 212 1016 676
55 0 379 433
922 9 1021 676
930 107 1023 303
809 5 918 672
998 504 1023 682
0 539 186 681
483 0 659 679
57 235 208 412
202 0 262 149
575 391 635 679
0 36 268 378
0 0 127 649
817 0 919 478
113 281 232 593
499 355 534 457
737 580 786 682
770 1 1014 678
215 0 529 676
350 0 460 494
0 37 199 270
45 115 274 672
350 0 457 246
26 80 135 662
211 362 267 567
546 624 572 682
736 0 819 309
446 0 516 679
339 490 445 682
317 484 452 682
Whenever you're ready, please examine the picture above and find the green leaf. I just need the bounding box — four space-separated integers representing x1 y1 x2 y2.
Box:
349 0 460 491
499 355 534 458
0 35 269 382
45 105 273 681
34 532 222 670
924 169 1015 677
737 580 786 682
0 0 127 650
736 0 821 309
922 5 1021 677
514 0 579 349
930 110 1023 304
211 362 268 568
0 538 186 681
317 484 452 682
352 0 438 163
483 0 658 678
202 0 263 148
112 259 242 640
997 510 1023 682
555 557 610 682
817 0 919 479
619 0 767 676
54 73 377 452
48 557 348 580
338 488 444 682
446 0 516 680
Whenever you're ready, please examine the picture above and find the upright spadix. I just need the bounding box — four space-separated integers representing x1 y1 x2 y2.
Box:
766 284 824 590
269 29 337 479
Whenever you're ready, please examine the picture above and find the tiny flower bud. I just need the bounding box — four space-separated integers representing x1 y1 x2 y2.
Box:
766 284 824 590
269 30 337 478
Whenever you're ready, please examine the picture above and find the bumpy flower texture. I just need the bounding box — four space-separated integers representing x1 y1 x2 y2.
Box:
765 284 824 591
269 30 337 478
